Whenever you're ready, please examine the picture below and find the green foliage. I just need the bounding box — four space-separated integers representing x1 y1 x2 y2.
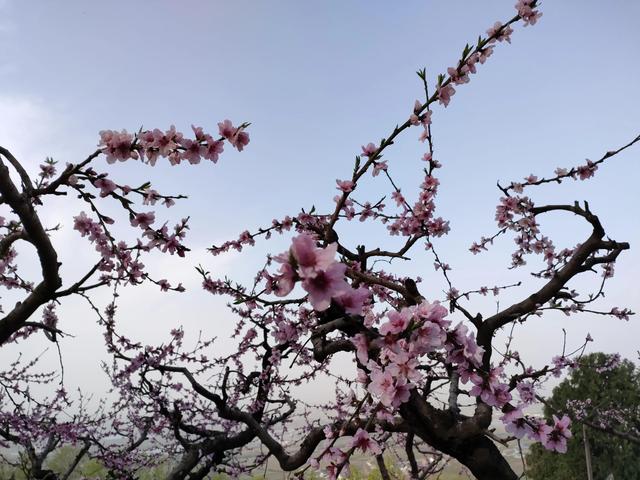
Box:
343 461 405 480
0 463 20 480
526 352 640 480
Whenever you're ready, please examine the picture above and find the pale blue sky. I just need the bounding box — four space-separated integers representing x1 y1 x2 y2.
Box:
0 1 638 397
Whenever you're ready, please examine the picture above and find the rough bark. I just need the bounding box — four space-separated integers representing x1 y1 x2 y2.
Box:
399 391 517 480
0 150 62 344
167 447 201 480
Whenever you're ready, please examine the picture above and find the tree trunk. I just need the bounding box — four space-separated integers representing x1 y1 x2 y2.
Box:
449 436 517 480
399 393 517 480
167 448 200 480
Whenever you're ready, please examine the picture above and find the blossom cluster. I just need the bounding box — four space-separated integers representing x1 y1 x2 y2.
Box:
515 0 543 26
98 120 249 165
209 215 295 256
349 299 576 455
266 233 369 313
476 194 564 271
386 170 449 239
355 301 450 408
73 210 188 285
502 407 572 452
351 302 487 410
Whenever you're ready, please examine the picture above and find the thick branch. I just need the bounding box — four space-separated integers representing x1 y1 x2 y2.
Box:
0 156 62 344
478 204 629 366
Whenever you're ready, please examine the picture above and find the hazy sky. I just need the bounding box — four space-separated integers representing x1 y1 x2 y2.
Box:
0 0 638 400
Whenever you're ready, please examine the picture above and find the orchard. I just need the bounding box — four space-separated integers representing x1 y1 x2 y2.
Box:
0 1 638 479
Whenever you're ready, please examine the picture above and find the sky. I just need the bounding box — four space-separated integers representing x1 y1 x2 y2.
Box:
0 0 638 402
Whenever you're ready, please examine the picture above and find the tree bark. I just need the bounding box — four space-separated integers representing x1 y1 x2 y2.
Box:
448 436 517 480
399 392 517 480
167 447 200 480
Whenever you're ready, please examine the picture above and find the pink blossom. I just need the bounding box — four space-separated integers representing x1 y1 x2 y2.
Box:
516 381 536 404
421 110 432 127
389 377 412 407
218 119 250 151
610 307 631 321
409 99 422 125
542 415 572 453
501 407 532 439
73 212 98 237
551 355 569 377
336 179 355 193
204 139 224 162
511 182 524 193
379 309 411 336
218 119 237 139
335 287 369 316
386 349 421 384
269 263 295 296
324 448 349 480
418 127 431 143
179 138 205 164
372 161 388 176
487 21 513 43
446 323 484 366
414 300 448 325
350 428 382 455
601 263 614 278
469 367 510 407
99 129 137 163
272 320 299 344
391 190 405 207
361 142 377 157
191 124 206 141
351 334 369 364
290 233 337 279
478 46 494 64
39 162 56 179
367 368 411 408
130 212 155 230
437 84 456 107
154 125 183 157
447 66 469 85
529 419 552 444
231 129 250 151
367 368 394 402
143 190 161 205
411 321 446 354
94 177 117 197
42 303 58 329
301 263 349 311
516 0 543 26
576 159 598 180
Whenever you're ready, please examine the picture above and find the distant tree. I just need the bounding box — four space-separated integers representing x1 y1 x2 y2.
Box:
526 353 640 479
2 1 640 480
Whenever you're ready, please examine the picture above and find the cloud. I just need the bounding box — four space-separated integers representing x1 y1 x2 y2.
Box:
0 95 70 167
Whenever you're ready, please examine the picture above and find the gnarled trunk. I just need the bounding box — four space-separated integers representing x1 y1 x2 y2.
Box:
400 392 517 480
447 436 517 480
167 447 200 480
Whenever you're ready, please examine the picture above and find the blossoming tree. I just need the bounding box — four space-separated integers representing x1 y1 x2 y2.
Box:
0 118 252 479
0 1 638 480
